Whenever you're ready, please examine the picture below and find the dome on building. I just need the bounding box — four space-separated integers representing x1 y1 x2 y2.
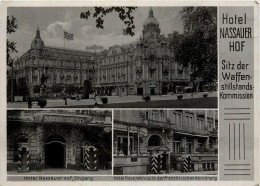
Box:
31 27 45 49
143 8 159 28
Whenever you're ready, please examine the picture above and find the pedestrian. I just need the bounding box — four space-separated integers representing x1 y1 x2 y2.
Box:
94 92 97 104
28 98 32 108
64 97 67 105
165 163 169 174
36 153 41 172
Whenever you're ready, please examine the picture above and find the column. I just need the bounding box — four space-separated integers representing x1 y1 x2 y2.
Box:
205 110 208 130
169 131 174 153
193 138 198 153
30 67 33 85
213 110 216 130
37 68 40 84
36 124 44 165
137 132 140 155
70 127 81 165
127 127 130 155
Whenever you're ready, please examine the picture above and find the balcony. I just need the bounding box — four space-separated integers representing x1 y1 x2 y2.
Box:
146 119 209 135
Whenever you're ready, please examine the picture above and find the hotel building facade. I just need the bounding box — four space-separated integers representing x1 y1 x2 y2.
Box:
10 9 191 97
113 110 218 175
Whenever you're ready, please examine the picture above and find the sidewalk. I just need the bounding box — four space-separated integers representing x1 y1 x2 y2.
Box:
7 91 217 108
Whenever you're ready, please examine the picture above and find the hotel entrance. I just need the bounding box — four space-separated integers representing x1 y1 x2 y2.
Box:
137 87 143 95
45 135 66 168
148 135 170 173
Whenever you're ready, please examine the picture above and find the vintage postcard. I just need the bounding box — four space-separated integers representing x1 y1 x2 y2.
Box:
0 1 259 186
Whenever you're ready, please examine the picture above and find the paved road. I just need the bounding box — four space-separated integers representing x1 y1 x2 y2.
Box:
7 91 217 108
93 97 217 108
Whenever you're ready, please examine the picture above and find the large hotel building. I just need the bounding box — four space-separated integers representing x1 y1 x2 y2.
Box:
10 9 191 97
113 110 218 175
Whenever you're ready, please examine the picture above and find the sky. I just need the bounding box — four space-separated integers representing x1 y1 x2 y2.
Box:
7 7 184 57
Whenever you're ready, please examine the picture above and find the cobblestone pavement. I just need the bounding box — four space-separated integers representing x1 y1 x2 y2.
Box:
7 91 217 108
8 168 112 175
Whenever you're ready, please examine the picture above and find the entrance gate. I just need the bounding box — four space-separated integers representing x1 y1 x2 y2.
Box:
45 135 66 168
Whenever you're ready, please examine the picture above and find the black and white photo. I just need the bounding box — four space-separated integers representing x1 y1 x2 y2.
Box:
113 110 218 175
7 7 217 108
7 110 112 175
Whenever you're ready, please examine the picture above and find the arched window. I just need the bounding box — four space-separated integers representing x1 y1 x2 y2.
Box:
148 135 163 146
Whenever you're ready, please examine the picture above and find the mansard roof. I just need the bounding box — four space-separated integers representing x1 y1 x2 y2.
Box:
45 47 94 59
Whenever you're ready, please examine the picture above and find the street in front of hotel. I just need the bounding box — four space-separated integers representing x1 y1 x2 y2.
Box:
8 91 217 108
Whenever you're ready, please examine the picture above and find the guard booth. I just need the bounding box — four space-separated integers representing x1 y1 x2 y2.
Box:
149 154 162 174
17 144 30 172
182 156 192 172
82 145 99 171
148 145 170 174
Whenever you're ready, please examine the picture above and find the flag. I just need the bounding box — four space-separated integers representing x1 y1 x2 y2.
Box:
123 28 127 35
64 31 73 40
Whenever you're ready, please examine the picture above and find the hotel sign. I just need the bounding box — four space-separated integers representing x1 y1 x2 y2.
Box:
44 115 93 124
34 113 93 124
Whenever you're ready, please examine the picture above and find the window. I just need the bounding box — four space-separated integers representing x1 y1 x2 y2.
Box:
187 142 192 153
150 71 154 79
186 116 193 127
172 112 182 125
197 119 203 129
173 141 180 154
117 135 134 155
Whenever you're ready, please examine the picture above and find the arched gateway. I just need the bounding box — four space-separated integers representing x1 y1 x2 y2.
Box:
45 135 66 168
7 110 112 173
148 134 169 172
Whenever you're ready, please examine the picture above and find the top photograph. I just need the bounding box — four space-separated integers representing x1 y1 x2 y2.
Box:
7 7 217 108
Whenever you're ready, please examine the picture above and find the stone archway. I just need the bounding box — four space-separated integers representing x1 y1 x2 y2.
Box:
45 135 66 168
148 135 163 146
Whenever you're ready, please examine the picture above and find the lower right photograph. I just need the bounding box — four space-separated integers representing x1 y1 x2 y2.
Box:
113 110 218 175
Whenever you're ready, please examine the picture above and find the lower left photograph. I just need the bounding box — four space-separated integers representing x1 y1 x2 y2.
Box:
7 110 112 175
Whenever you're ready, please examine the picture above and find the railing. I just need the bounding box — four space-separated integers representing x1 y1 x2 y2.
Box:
147 119 209 135
174 154 218 162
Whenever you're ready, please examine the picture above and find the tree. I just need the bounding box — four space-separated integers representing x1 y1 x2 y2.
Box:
33 85 41 94
83 80 93 96
65 84 76 97
51 84 62 94
171 7 217 91
7 16 18 66
80 7 137 36
17 78 29 98
7 78 17 101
